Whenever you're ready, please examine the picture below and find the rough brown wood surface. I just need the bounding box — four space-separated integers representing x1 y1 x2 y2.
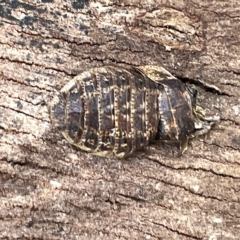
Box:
0 1 239 239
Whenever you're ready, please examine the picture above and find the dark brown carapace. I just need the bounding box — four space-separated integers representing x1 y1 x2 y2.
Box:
49 65 219 158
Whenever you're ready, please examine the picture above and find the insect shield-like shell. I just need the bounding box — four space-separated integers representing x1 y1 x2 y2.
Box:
49 66 160 158
49 65 219 158
137 65 196 153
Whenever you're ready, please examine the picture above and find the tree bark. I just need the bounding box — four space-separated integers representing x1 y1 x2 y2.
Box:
0 1 239 239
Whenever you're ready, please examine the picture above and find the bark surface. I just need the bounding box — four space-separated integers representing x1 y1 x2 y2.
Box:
0 1 239 239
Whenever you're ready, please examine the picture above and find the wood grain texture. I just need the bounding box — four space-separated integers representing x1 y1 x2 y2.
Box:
0 0 239 239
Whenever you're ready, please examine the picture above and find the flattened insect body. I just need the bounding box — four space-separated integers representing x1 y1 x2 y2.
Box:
49 65 219 158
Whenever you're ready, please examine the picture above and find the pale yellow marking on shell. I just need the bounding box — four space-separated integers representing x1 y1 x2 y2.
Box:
136 65 177 82
74 71 92 146
183 90 193 112
140 75 147 148
58 79 80 144
170 108 179 141
144 85 152 145
60 79 77 94
197 79 222 94
128 75 136 156
158 92 170 134
92 68 104 152
62 131 93 152
164 84 180 140
112 73 120 156
124 84 131 157
49 75 90 153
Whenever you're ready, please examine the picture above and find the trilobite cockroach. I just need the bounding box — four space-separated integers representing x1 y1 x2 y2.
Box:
49 65 220 158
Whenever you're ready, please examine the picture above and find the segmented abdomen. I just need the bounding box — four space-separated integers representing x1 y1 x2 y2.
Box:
51 66 160 158
49 65 219 158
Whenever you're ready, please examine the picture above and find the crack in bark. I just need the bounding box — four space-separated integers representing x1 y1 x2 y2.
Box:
147 156 240 179
117 193 147 202
0 89 47 107
221 118 240 125
0 104 46 122
0 75 53 92
221 81 240 89
144 174 238 203
192 153 240 167
205 141 240 152
0 124 40 141
0 55 75 77
67 200 102 214
220 68 240 76
151 220 201 239
175 76 223 94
